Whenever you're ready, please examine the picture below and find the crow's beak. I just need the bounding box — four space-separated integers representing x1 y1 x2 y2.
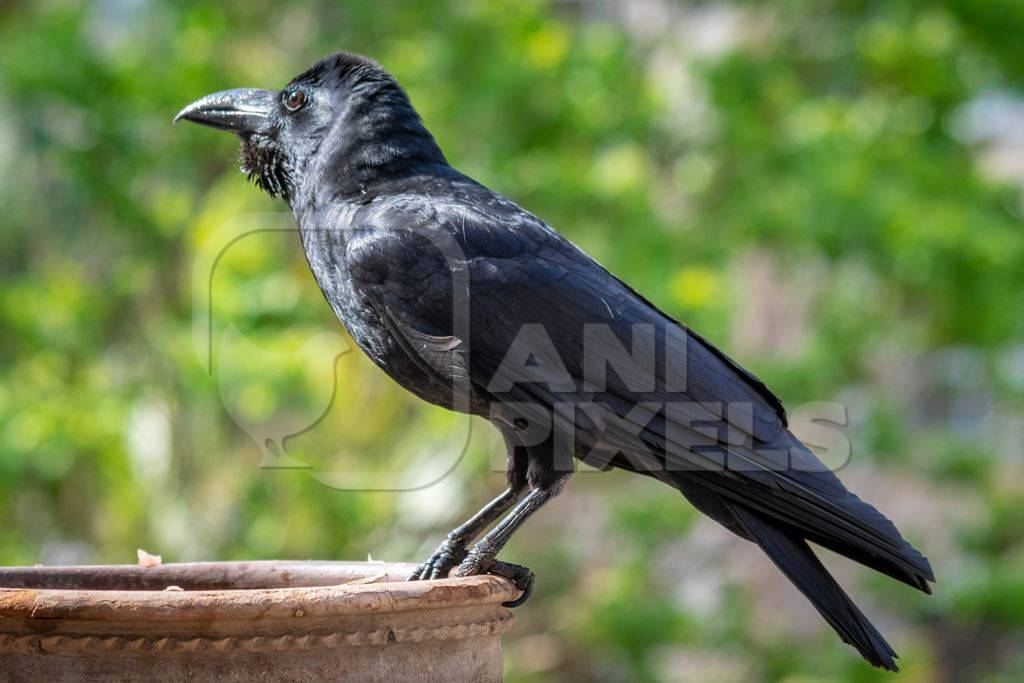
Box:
173 88 277 134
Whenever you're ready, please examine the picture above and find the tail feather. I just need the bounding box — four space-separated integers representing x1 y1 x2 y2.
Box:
727 502 900 671
686 464 934 593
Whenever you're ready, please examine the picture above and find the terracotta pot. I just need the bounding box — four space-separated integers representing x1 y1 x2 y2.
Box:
0 561 518 681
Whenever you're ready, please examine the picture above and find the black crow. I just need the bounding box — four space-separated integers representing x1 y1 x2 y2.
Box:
176 52 933 670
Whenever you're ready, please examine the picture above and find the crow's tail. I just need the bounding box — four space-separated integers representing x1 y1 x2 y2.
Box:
726 502 900 671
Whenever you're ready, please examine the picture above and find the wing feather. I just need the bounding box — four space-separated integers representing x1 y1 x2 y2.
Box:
345 198 932 589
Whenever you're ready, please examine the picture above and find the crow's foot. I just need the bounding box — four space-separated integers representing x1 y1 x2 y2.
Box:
452 550 534 608
407 537 467 581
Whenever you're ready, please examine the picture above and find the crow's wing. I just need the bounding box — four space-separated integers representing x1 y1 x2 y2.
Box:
345 196 787 442
344 197 933 588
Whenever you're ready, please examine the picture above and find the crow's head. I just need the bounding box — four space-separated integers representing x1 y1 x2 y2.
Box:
175 52 446 204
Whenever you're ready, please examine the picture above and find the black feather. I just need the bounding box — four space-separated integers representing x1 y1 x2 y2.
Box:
726 502 901 671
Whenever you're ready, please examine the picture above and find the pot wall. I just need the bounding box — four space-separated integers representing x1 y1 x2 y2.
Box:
0 561 518 682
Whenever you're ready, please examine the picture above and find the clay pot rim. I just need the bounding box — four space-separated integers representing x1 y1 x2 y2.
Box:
0 561 519 621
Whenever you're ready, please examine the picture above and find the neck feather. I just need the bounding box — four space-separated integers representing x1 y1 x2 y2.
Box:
319 81 448 201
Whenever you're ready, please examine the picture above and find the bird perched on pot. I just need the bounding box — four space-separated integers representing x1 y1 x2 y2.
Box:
176 52 933 670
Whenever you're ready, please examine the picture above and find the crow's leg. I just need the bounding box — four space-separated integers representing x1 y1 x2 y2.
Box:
407 486 524 581
407 437 529 581
452 470 571 607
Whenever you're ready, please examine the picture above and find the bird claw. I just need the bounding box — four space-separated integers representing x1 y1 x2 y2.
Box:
491 561 535 608
452 550 534 608
407 537 467 581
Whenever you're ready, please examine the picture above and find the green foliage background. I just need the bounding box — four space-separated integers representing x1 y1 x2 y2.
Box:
2 1 1023 680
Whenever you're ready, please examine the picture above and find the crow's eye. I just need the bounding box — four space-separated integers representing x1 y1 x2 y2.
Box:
282 88 307 112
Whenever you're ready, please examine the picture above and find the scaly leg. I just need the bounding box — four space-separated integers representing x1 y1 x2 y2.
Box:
452 472 570 607
407 485 524 580
408 436 528 581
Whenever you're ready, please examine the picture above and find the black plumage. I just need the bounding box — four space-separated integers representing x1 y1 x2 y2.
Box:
176 52 933 670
